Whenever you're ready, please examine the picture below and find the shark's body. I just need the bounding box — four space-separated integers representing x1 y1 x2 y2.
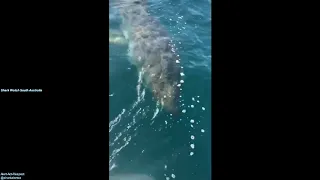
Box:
115 0 181 114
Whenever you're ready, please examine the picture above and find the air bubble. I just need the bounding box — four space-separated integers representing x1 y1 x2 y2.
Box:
201 129 205 133
182 109 186 113
190 119 194 123
190 144 195 149
171 174 176 179
190 152 194 156
191 135 195 140
202 107 206 110
191 105 194 108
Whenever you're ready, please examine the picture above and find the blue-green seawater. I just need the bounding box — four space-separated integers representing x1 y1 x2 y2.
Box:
109 0 211 179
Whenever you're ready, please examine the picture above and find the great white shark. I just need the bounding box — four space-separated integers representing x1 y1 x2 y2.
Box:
110 0 181 114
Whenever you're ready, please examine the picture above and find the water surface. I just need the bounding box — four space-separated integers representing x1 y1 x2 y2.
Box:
109 1 211 179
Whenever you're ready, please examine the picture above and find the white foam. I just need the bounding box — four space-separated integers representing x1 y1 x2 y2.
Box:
197 100 200 103
191 105 194 108
190 152 194 156
171 174 176 178
109 136 132 164
190 119 194 123
192 97 195 101
165 121 168 125
180 72 185 76
109 109 126 133
137 71 143 101
176 60 180 63
110 132 123 147
177 84 181 87
109 163 117 171
180 80 184 83
151 107 160 120
132 108 141 125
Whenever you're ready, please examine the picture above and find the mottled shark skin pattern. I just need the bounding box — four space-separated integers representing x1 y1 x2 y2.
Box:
118 0 181 114
109 174 155 180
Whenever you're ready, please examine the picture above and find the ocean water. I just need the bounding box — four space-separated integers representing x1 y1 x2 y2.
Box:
109 0 211 179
